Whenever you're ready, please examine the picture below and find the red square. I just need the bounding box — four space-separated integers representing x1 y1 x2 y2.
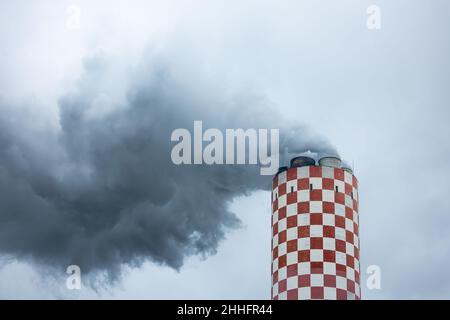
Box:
353 223 359 235
272 199 278 211
347 280 355 294
298 275 310 287
323 250 335 262
352 176 358 188
272 247 278 259
311 262 323 274
311 287 324 299
272 222 278 236
298 250 310 262
287 168 297 181
310 214 322 225
323 202 335 213
346 231 354 244
354 247 359 260
353 200 358 211
287 289 298 300
310 190 322 201
335 192 345 205
337 289 347 300
287 192 297 204
278 230 286 244
287 264 298 277
272 271 278 284
336 264 346 277
272 176 278 189
278 279 287 293
310 166 322 177
298 202 309 213
345 183 352 195
336 239 346 253
298 226 310 238
278 207 286 220
323 226 335 238
345 207 353 220
324 275 336 287
287 216 297 229
334 168 344 181
278 255 287 269
335 216 345 228
287 239 297 253
278 183 286 196
298 178 309 190
310 237 323 249
346 255 355 268
322 178 334 190
355 271 360 283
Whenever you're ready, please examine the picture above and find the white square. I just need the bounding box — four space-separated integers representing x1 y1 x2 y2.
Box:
310 249 323 262
273 259 279 272
287 179 297 192
287 276 298 290
272 283 278 297
344 171 353 184
297 190 309 202
297 167 309 178
311 274 324 286
322 167 334 179
298 287 311 300
287 228 297 241
278 242 286 256
345 195 353 208
287 252 298 265
335 180 345 193
298 262 311 275
278 194 286 208
278 171 287 184
272 211 279 225
286 204 297 217
346 243 354 257
310 225 323 237
273 188 278 202
335 227 345 241
354 235 359 248
324 287 337 300
355 284 361 297
298 214 309 226
272 234 278 248
298 238 310 250
310 177 322 189
278 267 287 280
353 188 358 201
345 218 354 232
310 201 322 213
346 266 355 281
278 291 287 300
336 252 346 265
323 214 335 226
323 238 335 250
278 218 287 232
335 204 345 216
336 276 347 290
323 262 336 275
322 190 335 202
354 259 360 272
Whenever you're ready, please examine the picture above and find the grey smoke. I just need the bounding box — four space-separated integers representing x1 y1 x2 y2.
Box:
0 53 337 280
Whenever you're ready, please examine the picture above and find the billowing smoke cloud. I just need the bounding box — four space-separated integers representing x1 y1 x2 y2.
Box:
0 52 337 280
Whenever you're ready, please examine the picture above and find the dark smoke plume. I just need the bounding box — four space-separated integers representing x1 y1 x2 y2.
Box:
0 53 337 279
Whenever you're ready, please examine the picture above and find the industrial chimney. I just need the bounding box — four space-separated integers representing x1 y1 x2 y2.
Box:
271 155 360 300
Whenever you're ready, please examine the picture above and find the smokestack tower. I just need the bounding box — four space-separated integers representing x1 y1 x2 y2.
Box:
271 156 360 300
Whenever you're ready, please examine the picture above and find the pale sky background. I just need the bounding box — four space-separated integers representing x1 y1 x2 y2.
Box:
1 0 450 299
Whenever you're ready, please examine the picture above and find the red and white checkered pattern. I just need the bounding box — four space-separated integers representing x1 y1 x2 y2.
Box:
271 166 360 300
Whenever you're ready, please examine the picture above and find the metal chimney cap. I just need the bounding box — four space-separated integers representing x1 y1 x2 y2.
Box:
290 156 316 168
318 156 342 168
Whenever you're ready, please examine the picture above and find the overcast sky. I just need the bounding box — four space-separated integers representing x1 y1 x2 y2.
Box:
1 0 450 299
